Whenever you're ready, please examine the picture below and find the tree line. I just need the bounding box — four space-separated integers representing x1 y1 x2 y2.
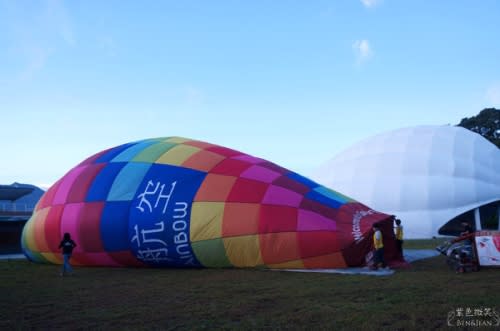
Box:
457 108 500 148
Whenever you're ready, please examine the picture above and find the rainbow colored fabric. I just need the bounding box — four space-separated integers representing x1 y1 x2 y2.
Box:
22 137 392 268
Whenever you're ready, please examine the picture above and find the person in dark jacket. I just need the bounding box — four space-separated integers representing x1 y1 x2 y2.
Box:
58 233 77 276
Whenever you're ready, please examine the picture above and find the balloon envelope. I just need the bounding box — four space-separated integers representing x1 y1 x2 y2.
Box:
22 137 398 268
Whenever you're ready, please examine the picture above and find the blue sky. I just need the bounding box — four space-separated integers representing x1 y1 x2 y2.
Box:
1 0 499 188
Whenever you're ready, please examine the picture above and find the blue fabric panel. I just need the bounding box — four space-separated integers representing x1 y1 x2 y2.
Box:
313 186 348 204
94 143 137 163
107 162 152 201
86 162 127 202
100 201 131 251
306 190 343 210
286 172 319 190
129 163 207 267
111 140 158 163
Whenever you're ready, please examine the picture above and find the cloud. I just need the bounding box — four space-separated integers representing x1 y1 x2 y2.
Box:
361 0 382 8
18 46 53 81
46 0 75 46
352 39 373 65
485 84 500 106
1 0 75 80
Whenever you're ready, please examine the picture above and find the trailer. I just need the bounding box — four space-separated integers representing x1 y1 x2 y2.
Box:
436 231 500 273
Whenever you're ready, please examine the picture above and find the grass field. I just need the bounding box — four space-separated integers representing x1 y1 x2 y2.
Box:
1 240 499 330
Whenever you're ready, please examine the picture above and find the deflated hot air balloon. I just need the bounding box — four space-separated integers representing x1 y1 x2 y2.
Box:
22 137 400 269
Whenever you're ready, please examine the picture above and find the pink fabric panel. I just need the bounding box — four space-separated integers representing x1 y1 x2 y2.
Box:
60 203 84 253
297 209 337 232
240 165 281 183
232 154 264 164
262 185 303 207
53 166 87 205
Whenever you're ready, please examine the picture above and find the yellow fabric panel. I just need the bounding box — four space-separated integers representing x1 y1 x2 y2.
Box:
164 137 190 144
23 214 39 252
41 252 62 264
155 144 201 165
268 259 305 269
33 207 50 253
190 202 224 242
223 235 264 267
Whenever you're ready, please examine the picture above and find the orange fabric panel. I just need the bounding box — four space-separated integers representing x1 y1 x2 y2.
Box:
222 203 261 236
183 140 217 150
182 150 226 172
259 232 300 265
33 208 50 253
194 174 237 202
302 252 347 269
268 259 305 269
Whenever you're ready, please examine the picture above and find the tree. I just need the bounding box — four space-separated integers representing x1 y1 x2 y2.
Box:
457 108 500 148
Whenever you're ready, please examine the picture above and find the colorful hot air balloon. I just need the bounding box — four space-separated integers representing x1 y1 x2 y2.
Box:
22 137 399 269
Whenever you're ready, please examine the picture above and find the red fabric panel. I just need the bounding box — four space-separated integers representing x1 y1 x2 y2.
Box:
259 205 298 233
298 231 339 258
335 202 384 250
78 202 105 252
226 178 268 203
66 163 106 203
44 205 64 252
210 158 252 176
272 176 310 195
259 232 300 265
341 213 402 267
37 179 62 210
259 161 288 174
108 251 146 267
299 198 338 220
71 252 98 266
206 146 242 157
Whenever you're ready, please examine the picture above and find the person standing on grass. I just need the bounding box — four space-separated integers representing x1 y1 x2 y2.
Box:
394 218 404 257
372 223 387 270
59 233 77 276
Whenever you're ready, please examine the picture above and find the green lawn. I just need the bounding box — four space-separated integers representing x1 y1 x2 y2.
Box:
1 240 498 330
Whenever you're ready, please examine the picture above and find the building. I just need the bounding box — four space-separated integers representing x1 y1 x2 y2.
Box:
0 184 43 253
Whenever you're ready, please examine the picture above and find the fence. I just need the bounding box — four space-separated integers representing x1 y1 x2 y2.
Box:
0 203 35 213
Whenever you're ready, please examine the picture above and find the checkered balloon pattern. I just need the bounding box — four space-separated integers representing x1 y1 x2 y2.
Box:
22 137 392 268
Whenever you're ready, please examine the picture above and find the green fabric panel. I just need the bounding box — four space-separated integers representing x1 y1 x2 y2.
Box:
314 186 354 203
107 162 152 201
111 140 158 162
25 249 49 264
132 141 178 163
192 238 233 267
